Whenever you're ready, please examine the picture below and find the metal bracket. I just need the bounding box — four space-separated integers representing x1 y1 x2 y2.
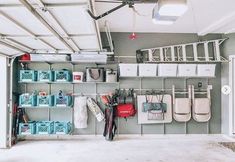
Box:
87 0 134 20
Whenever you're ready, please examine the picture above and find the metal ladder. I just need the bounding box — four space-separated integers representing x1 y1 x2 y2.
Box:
140 39 228 63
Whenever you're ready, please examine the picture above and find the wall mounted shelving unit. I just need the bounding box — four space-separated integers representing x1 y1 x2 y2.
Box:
17 69 222 137
18 60 117 65
17 60 120 139
16 37 228 139
19 81 119 84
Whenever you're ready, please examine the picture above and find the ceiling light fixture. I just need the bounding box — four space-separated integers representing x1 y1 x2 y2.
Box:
152 0 188 25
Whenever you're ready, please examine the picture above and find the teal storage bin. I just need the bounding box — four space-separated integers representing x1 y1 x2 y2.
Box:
19 121 36 135
54 121 72 134
38 70 54 82
37 95 54 107
54 95 72 107
19 93 37 107
54 90 72 107
20 70 37 82
54 70 71 82
36 121 54 134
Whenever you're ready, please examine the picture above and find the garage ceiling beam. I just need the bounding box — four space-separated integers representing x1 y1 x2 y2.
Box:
1 33 33 52
5 38 34 51
34 0 80 51
0 11 57 50
0 51 10 57
198 11 235 36
89 0 102 51
0 2 87 8
1 34 96 38
20 0 75 52
0 39 29 53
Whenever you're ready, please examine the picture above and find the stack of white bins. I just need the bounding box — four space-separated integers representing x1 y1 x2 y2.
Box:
119 63 216 77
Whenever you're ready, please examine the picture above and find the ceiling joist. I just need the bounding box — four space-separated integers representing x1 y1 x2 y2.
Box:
0 2 87 9
0 33 96 38
19 0 77 53
0 33 33 52
4 38 33 51
0 39 29 53
0 51 11 57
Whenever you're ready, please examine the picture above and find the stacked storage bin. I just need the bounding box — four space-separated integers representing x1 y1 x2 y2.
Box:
18 121 72 135
54 70 72 82
19 93 37 107
37 70 54 82
20 69 73 82
20 70 37 82
18 121 36 135
54 90 72 107
37 93 54 107
54 121 72 134
36 121 54 135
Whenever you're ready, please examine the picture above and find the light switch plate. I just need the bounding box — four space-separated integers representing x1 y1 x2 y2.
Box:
208 85 213 90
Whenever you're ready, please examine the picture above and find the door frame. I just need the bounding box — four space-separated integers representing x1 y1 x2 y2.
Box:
0 55 8 148
229 55 235 136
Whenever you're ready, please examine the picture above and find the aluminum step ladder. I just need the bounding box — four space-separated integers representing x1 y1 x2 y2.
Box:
140 39 228 63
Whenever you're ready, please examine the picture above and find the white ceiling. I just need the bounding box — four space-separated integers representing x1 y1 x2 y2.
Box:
0 0 102 56
95 0 235 34
1 0 235 56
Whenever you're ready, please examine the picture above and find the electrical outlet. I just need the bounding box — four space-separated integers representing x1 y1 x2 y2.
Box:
198 82 202 88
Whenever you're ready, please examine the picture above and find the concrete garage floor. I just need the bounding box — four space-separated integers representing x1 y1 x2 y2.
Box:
1 135 235 162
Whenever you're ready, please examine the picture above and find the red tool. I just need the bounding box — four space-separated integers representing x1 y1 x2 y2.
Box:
20 53 30 61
